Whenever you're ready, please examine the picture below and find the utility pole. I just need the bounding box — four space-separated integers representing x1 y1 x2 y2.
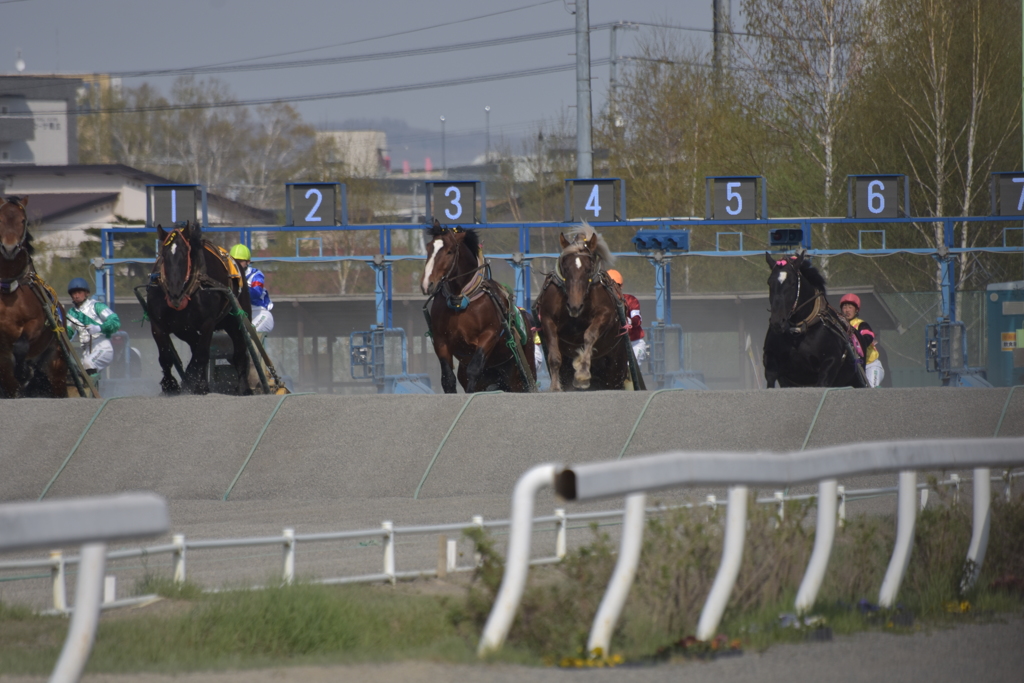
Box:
484 106 491 162
440 115 446 178
712 0 732 85
609 22 637 129
575 0 593 178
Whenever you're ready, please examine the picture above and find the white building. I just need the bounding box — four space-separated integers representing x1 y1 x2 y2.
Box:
0 164 275 257
317 130 388 177
0 75 82 165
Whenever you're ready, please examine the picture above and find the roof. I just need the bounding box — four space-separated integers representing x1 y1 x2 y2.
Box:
25 192 118 223
0 163 172 186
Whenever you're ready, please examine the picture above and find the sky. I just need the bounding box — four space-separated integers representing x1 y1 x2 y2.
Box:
4 0 726 166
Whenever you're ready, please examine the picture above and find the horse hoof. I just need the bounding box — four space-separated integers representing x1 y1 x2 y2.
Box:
573 375 591 390
160 379 181 395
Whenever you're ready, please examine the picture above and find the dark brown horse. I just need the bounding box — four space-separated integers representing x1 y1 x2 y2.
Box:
146 221 251 395
0 196 67 398
533 223 634 391
421 221 535 393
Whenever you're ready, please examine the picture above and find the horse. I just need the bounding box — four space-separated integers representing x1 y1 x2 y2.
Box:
146 221 252 395
762 251 868 389
420 220 535 393
533 223 635 391
0 197 68 398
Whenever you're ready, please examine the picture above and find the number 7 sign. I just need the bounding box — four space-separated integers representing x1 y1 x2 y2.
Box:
995 173 1024 216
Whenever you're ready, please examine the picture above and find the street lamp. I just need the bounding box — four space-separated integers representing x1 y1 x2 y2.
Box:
484 106 491 162
440 115 446 177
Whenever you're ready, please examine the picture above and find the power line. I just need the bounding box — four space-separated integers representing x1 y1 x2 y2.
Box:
68 59 610 116
110 25 615 79
157 0 562 71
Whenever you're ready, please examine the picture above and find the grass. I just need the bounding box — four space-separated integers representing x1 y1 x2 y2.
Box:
1 491 1022 675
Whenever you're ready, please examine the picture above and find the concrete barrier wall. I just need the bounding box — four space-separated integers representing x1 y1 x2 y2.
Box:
1 388 1020 504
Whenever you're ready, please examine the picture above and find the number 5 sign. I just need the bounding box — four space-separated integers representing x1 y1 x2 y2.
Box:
565 178 625 222
990 172 1024 216
847 175 909 219
286 183 346 226
704 176 766 220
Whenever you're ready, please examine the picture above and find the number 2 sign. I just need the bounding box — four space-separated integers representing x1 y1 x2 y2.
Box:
287 183 343 226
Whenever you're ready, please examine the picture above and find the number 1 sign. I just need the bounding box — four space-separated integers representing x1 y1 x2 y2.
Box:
991 172 1024 216
147 185 202 228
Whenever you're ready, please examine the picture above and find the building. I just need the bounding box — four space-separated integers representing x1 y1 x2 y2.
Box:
0 164 276 256
0 75 83 165
316 130 389 177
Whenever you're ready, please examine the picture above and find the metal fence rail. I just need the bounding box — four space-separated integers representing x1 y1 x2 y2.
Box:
4 470 1021 618
478 438 1024 657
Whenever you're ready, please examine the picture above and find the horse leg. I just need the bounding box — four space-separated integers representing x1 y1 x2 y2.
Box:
12 332 31 391
184 327 214 395
224 318 252 396
0 354 19 398
432 340 459 394
465 347 490 393
541 319 564 392
151 324 181 395
572 318 608 390
47 342 68 398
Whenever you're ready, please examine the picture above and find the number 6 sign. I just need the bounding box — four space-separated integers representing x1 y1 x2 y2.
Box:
847 175 908 219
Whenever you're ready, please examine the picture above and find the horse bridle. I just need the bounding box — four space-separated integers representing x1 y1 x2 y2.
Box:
433 231 489 307
158 227 199 310
552 242 602 293
0 197 29 259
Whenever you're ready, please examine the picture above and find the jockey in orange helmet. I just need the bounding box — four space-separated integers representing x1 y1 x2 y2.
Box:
606 269 648 363
840 293 883 388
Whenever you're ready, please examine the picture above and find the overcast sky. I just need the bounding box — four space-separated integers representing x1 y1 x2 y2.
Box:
5 0 726 165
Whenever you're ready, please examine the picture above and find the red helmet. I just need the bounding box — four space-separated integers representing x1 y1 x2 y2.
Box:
840 293 861 309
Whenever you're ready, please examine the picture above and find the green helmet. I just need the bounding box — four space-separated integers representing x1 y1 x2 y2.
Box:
230 244 251 260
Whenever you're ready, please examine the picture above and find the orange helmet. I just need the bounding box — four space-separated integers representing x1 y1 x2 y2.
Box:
840 293 861 310
606 269 623 285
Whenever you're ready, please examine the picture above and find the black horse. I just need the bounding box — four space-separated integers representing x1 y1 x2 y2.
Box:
763 252 867 389
146 221 252 395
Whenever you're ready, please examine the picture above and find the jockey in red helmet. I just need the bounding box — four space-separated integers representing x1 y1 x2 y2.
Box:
606 269 648 363
840 293 884 388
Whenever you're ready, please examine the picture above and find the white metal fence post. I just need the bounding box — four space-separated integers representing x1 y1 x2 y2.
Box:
696 486 748 641
478 463 556 657
172 534 186 584
49 543 106 683
962 467 991 592
555 508 567 560
382 521 395 584
1004 469 1012 502
794 479 837 613
879 471 917 608
447 539 457 572
774 490 785 523
950 473 961 505
472 515 484 567
50 550 66 612
587 493 646 656
282 528 295 585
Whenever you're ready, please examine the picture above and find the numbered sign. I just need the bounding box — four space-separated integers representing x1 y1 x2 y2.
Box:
428 182 477 224
710 177 757 220
149 185 199 227
566 179 622 222
287 183 340 226
993 172 1024 216
854 176 898 218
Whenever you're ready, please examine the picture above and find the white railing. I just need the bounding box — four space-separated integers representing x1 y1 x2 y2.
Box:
3 471 1020 616
478 438 1024 657
0 493 168 683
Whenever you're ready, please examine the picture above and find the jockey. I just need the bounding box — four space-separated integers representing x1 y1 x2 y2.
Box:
230 244 274 334
606 269 648 363
66 277 121 377
840 293 884 388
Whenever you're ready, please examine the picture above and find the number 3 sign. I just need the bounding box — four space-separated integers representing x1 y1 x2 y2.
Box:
426 182 480 224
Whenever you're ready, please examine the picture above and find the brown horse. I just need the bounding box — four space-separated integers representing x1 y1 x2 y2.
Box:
421 220 535 393
533 223 634 391
0 197 68 398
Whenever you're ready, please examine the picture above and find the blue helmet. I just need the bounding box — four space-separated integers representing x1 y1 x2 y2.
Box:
68 277 91 294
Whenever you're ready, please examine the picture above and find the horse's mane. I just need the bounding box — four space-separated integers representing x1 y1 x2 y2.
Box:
799 258 827 291
23 231 34 256
564 221 615 264
425 222 480 255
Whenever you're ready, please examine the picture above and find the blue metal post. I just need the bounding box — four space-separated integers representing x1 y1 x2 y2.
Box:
649 256 671 324
939 217 956 323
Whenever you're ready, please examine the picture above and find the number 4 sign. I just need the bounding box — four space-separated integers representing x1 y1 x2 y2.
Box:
566 179 624 222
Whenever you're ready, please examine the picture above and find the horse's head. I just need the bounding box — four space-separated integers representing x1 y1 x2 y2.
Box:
557 230 602 318
421 219 478 296
157 221 201 309
765 251 806 333
0 196 29 260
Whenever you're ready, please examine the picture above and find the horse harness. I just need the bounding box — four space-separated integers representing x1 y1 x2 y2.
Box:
153 229 241 312
0 198 31 295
